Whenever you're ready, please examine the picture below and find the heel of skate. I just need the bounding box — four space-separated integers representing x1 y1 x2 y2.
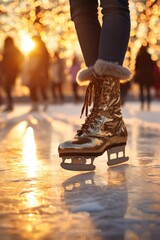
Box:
61 156 96 171
107 145 129 166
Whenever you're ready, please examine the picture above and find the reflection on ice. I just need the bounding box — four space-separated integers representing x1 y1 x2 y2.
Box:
21 127 40 212
23 191 39 209
22 127 39 178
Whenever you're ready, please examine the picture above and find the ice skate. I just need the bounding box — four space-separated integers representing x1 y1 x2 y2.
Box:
58 60 131 171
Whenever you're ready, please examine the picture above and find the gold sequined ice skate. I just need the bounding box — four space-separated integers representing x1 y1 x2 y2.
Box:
58 60 132 171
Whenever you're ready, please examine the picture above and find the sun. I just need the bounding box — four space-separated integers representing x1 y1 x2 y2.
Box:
20 33 35 55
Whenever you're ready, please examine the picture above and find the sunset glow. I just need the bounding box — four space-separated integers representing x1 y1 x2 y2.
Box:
20 34 35 54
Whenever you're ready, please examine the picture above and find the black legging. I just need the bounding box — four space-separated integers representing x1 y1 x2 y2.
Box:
139 84 151 108
69 0 130 66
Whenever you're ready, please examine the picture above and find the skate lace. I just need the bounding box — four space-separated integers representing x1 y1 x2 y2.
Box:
77 108 101 135
80 80 94 118
77 75 102 135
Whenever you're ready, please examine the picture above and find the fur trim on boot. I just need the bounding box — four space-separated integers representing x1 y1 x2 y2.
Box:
76 60 132 86
76 66 94 86
94 59 132 83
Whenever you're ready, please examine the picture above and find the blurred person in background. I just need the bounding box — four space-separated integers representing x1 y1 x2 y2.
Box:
69 55 81 103
135 45 154 111
27 36 50 112
49 51 65 103
1 36 24 111
153 61 160 100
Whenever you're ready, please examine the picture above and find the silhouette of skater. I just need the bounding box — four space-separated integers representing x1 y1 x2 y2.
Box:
1 36 24 111
49 51 65 103
135 45 154 111
27 36 50 111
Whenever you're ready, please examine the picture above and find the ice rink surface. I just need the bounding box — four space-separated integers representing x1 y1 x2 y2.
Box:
0 102 160 240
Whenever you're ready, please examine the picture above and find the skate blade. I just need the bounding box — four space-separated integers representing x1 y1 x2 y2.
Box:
61 163 95 171
107 145 129 166
61 157 95 171
107 156 129 166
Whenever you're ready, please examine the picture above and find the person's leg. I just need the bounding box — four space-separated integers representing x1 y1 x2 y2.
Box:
59 0 132 170
69 0 130 66
51 82 57 102
99 0 130 65
40 85 48 111
69 0 101 67
58 83 64 102
29 86 39 111
146 85 151 111
40 85 48 101
76 0 131 85
30 86 37 102
4 75 15 111
5 84 13 111
139 84 144 110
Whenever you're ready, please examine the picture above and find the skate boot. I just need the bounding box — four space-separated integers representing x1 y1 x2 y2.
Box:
58 60 132 171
